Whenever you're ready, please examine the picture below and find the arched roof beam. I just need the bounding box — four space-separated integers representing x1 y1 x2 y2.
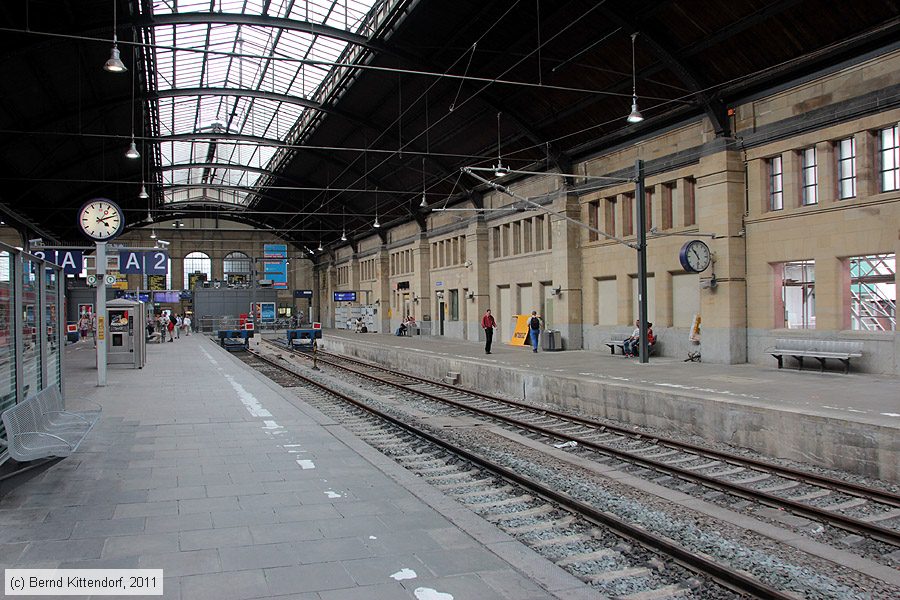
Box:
152 87 326 112
133 12 377 51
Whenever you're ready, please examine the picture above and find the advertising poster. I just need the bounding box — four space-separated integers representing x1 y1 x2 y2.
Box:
77 303 93 318
259 302 276 322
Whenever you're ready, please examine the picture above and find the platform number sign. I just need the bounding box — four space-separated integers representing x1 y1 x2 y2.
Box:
32 249 84 274
118 250 169 274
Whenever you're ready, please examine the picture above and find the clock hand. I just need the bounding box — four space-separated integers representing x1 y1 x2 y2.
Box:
692 248 700 260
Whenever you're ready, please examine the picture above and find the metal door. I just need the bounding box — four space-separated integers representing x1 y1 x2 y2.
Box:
439 302 445 335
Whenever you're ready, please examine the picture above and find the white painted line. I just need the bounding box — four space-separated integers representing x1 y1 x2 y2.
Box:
296 459 316 469
263 420 282 429
881 413 900 417
201 347 273 417
324 490 342 498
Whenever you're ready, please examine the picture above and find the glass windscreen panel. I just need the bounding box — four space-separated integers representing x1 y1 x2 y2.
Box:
21 257 41 398
0 251 15 442
45 267 61 391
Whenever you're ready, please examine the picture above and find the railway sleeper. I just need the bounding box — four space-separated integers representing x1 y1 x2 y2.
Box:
730 472 772 485
757 480 802 492
620 582 695 600
862 508 900 523
426 468 482 482
454 484 515 499
787 488 833 501
528 532 596 549
818 497 869 511
683 460 723 471
555 548 618 567
485 504 555 522
466 494 534 509
586 566 651 583
434 477 495 491
504 515 576 534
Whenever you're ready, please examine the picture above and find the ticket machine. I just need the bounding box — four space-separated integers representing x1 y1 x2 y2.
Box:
106 298 147 368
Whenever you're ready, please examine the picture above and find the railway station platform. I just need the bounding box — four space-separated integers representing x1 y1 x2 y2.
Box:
317 330 900 484
0 337 591 600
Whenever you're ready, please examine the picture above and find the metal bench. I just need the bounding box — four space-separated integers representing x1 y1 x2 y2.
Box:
603 337 656 356
1 387 101 462
770 339 863 374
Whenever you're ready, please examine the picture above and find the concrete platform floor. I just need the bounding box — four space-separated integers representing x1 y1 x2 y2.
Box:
317 330 900 482
0 336 594 600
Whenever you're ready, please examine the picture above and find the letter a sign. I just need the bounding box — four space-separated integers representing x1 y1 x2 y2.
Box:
119 250 144 274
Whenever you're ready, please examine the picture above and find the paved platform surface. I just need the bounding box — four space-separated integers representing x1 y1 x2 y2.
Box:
0 336 593 600
320 330 899 429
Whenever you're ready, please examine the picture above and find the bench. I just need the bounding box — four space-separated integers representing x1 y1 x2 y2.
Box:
1 386 101 462
603 337 657 357
770 339 863 374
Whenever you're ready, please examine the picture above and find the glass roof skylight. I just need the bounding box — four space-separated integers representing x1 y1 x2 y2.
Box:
141 0 383 207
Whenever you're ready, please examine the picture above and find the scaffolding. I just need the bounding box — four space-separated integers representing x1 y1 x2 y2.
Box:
850 253 896 331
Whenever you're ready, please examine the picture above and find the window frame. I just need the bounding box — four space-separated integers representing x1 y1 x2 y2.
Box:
836 137 856 200
800 147 818 206
768 155 784 211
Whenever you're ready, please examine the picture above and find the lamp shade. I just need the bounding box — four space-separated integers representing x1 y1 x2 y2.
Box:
125 141 140 159
627 97 644 123
103 45 127 73
138 185 149 199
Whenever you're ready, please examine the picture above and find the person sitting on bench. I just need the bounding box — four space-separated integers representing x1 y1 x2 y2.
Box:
625 321 655 357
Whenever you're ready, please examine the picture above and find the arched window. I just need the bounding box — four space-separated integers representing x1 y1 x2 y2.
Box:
224 251 252 285
183 251 211 289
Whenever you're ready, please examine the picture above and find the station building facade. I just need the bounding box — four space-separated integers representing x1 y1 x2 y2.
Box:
322 48 899 375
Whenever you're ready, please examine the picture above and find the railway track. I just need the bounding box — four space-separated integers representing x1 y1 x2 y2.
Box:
243 349 794 599
264 339 900 552
242 344 898 598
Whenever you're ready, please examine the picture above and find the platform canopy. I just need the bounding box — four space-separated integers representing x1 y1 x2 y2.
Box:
0 0 898 249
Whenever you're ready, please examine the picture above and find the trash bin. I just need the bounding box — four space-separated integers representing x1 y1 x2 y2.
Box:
541 329 561 351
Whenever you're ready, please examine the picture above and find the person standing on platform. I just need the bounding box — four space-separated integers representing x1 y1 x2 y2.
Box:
481 309 497 354
78 314 90 341
167 312 177 342
528 311 542 353
175 314 182 339
183 314 191 336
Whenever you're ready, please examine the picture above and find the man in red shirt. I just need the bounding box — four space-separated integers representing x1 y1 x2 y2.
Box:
481 309 497 354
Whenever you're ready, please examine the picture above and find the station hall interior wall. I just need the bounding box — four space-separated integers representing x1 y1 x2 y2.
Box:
321 48 900 375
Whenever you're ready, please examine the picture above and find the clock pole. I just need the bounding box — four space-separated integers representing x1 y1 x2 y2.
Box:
635 159 649 364
96 241 107 386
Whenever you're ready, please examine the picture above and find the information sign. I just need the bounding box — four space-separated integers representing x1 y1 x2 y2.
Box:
333 291 357 302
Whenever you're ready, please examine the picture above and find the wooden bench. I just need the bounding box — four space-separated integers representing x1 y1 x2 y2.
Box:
770 339 863 374
0 387 101 462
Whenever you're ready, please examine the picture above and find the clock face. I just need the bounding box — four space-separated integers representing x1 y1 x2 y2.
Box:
78 199 124 241
679 240 711 273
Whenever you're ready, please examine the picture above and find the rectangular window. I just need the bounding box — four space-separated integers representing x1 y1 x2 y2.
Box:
492 226 500 258
604 197 616 236
546 215 553 250
837 137 856 199
801 147 818 205
534 216 544 251
644 187 654 230
513 221 521 255
782 260 815 329
523 218 532 253
769 156 783 211
661 183 674 230
849 253 896 331
459 236 466 263
449 289 459 321
880 125 900 192
502 224 511 257
683 177 696 226
622 193 634 236
588 201 599 242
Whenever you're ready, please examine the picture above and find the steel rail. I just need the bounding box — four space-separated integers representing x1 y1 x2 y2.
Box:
267 341 900 546
302 343 900 507
247 349 795 600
